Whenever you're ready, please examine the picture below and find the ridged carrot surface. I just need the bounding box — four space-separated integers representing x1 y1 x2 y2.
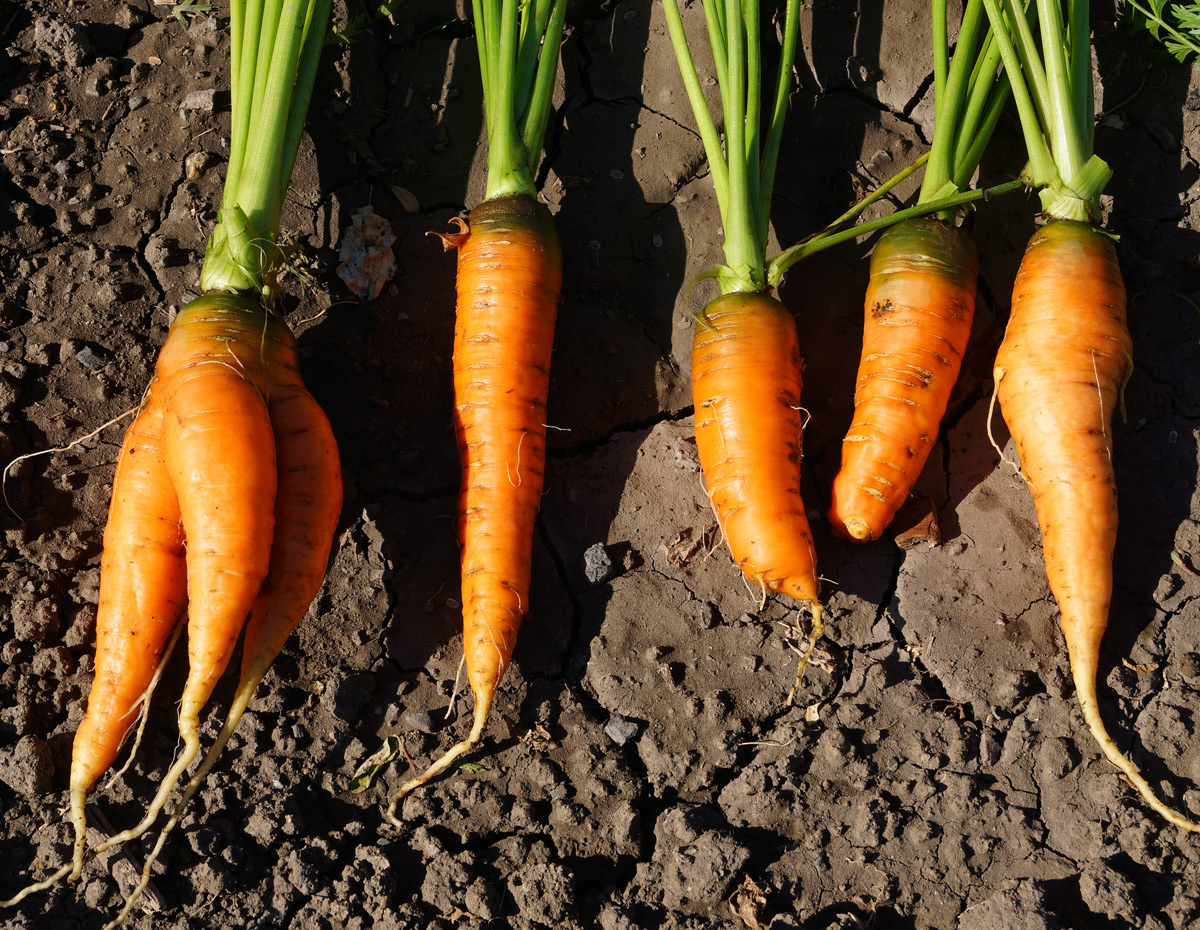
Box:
830 217 977 541
692 292 818 604
996 220 1197 831
454 194 561 723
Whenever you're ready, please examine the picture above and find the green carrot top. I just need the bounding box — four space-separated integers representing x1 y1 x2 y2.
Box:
200 0 334 297
981 0 1111 223
662 0 801 295
472 0 566 201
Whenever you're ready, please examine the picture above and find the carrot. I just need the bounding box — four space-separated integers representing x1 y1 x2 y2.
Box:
105 302 343 926
2 0 342 919
829 218 977 540
384 0 565 814
693 293 817 605
65 391 187 876
660 0 827 702
829 0 1009 542
983 0 1200 829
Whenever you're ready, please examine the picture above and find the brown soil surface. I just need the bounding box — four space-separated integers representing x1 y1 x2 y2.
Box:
3 1 1200 928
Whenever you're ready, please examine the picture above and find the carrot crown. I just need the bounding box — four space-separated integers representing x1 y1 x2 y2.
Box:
473 0 566 201
981 0 1112 223
662 0 801 295
200 0 334 297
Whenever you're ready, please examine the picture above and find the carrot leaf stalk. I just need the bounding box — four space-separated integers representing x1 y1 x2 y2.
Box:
662 0 826 700
385 0 565 817
827 0 1012 543
984 0 1200 831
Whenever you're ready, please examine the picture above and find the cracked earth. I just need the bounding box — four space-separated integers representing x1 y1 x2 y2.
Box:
3 0 1200 928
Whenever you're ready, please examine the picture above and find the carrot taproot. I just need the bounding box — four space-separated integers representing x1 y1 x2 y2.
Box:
660 0 825 701
693 292 819 605
994 220 1199 831
980 0 1200 830
104 307 343 927
65 391 187 877
828 217 977 541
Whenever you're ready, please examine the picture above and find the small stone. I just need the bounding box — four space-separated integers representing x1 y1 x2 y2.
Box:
128 95 148 111
403 710 434 733
74 344 108 371
583 542 614 584
184 151 211 179
604 716 639 746
180 89 215 112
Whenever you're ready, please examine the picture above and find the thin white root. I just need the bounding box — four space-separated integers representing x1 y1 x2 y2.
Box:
1076 671 1200 832
385 694 493 827
104 681 259 929
108 622 187 785
986 372 1025 481
0 863 74 907
785 602 825 707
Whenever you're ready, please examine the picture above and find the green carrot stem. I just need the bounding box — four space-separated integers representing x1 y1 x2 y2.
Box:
519 0 566 177
662 0 731 232
277 0 334 212
1035 0 1083 180
920 0 987 203
757 0 801 247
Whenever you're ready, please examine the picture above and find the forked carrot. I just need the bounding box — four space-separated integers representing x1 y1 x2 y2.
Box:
384 0 565 813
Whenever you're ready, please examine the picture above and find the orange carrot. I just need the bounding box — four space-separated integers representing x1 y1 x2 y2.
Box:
104 305 343 926
829 217 977 541
67 389 187 875
387 194 560 813
693 292 819 606
994 220 1198 831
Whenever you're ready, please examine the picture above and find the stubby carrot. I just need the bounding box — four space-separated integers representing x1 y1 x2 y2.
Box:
829 218 977 540
829 0 1008 541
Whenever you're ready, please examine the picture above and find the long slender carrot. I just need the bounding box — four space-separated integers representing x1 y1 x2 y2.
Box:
66 392 187 876
829 0 1008 542
983 0 1200 829
829 218 977 540
385 0 565 814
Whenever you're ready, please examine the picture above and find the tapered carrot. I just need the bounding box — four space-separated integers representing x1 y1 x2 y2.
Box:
829 218 977 540
983 0 1200 829
385 0 566 814
67 391 187 877
994 221 1198 831
693 293 818 604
